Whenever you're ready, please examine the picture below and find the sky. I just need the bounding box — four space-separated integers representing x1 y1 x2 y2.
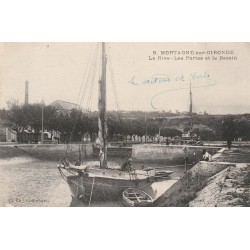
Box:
0 42 249 114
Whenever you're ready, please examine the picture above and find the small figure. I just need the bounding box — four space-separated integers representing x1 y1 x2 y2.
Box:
75 159 81 166
62 156 70 167
99 148 106 168
166 138 169 145
202 149 212 161
227 138 232 149
121 158 133 171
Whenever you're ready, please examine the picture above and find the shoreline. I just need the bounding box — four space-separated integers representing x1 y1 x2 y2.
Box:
1 143 250 207
155 146 250 207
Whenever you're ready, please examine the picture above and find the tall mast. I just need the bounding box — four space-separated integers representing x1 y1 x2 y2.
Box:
98 42 108 168
189 80 193 137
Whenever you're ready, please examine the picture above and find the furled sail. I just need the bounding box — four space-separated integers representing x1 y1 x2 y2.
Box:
98 42 108 168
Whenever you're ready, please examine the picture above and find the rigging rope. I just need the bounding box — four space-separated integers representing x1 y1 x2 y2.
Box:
62 43 125 160
86 43 99 112
79 43 99 111
62 43 100 157
106 44 123 125
76 43 94 106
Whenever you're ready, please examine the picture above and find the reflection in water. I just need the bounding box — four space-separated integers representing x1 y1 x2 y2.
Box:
0 156 185 207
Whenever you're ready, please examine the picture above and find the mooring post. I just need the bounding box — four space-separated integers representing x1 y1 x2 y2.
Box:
185 158 187 173
184 147 188 173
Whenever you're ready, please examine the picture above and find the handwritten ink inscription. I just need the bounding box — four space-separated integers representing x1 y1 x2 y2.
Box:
128 72 216 109
128 72 210 86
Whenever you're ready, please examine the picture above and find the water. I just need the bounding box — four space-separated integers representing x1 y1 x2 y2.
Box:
0 157 72 207
0 156 185 207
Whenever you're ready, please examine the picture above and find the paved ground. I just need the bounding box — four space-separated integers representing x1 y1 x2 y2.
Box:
214 147 250 163
189 163 250 207
189 146 250 207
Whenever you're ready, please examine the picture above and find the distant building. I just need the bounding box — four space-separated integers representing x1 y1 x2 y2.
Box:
0 120 17 142
18 130 55 144
49 100 86 115
6 128 17 142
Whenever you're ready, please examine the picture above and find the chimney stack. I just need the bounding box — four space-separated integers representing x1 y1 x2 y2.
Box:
25 81 29 105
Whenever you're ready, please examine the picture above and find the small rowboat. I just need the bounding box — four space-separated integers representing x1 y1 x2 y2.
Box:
122 188 153 207
155 170 173 179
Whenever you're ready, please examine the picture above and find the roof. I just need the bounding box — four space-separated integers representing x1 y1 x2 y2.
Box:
49 100 82 112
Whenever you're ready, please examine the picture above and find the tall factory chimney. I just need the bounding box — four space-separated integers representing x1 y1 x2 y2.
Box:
25 81 29 105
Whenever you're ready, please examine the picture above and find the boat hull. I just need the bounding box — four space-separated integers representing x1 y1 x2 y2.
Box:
66 175 155 203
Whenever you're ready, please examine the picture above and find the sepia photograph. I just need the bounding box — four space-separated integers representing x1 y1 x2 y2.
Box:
0 42 250 207
1 2 250 250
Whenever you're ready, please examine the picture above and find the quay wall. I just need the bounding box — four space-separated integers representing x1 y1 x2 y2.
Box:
132 144 220 164
0 146 30 159
154 159 235 206
189 163 250 207
92 147 132 158
1 143 220 164
17 144 93 162
16 144 132 162
204 141 250 146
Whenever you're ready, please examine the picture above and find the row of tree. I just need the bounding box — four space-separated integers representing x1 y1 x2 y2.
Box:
1 103 183 142
1 103 250 142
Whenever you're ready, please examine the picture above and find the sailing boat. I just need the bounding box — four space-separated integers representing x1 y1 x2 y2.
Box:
58 43 157 203
181 81 202 145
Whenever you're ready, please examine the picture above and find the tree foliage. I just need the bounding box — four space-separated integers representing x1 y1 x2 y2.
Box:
221 116 236 140
1 103 250 142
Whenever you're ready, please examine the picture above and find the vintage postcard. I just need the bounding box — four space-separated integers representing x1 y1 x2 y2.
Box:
0 42 250 207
